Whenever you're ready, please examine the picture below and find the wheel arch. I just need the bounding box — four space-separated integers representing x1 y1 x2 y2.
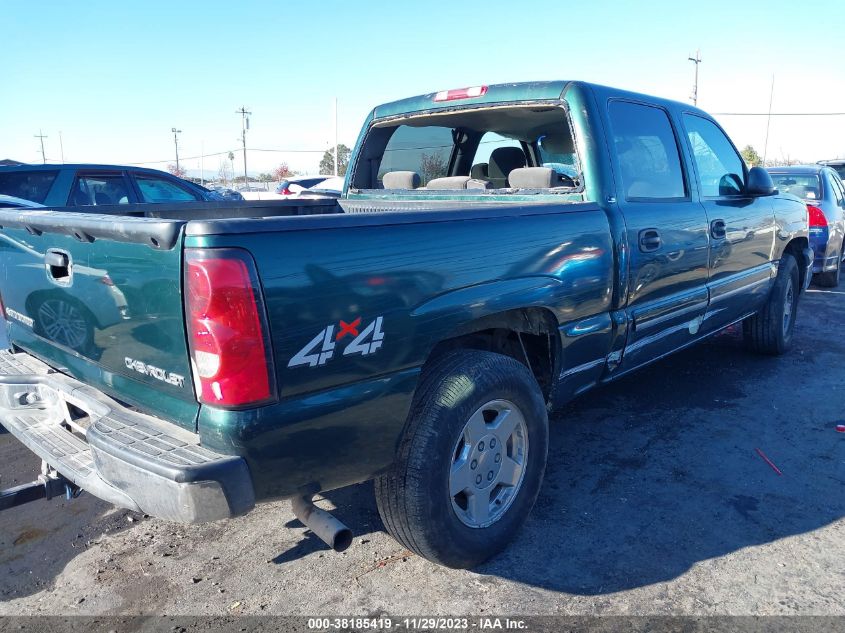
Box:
424 307 561 404
783 236 810 290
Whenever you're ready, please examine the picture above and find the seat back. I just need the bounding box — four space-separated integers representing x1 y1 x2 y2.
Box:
487 147 526 188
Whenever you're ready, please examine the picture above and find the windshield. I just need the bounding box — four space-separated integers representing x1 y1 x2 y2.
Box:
356 105 580 190
768 173 821 200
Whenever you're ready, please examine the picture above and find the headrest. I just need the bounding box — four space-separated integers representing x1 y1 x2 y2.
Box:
508 167 555 189
426 176 471 190
470 163 489 179
382 171 421 189
488 147 526 179
540 134 575 155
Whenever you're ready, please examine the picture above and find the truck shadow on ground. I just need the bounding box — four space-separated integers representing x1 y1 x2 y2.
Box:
287 323 844 594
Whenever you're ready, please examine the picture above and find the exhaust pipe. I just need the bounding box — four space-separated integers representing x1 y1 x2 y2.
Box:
291 495 353 552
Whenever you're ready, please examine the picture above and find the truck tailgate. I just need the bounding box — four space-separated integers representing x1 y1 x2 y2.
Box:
0 209 198 430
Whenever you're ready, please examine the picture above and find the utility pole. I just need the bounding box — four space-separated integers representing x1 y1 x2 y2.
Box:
59 131 65 163
34 130 48 164
171 127 182 172
763 76 775 165
236 106 251 188
688 50 701 106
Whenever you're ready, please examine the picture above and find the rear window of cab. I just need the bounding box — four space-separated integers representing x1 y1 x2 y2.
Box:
0 170 59 203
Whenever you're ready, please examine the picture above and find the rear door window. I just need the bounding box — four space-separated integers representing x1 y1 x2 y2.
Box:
0 170 59 203
69 172 132 206
607 101 687 201
682 115 746 197
134 174 200 202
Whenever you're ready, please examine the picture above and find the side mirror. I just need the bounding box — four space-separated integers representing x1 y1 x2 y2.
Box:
746 166 776 196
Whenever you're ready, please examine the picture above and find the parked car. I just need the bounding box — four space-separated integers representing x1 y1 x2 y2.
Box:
204 184 244 201
275 175 331 195
0 81 810 569
0 193 43 208
0 164 237 207
768 165 845 286
818 159 845 180
290 176 344 198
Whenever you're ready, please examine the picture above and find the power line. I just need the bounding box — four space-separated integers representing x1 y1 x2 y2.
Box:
127 147 327 166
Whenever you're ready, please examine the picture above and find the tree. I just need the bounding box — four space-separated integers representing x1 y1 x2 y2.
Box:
217 160 231 185
258 172 274 183
273 163 293 181
420 152 448 184
319 144 351 176
740 145 762 167
167 163 186 178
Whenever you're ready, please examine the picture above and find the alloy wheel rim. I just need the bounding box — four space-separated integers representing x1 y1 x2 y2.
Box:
449 399 529 529
783 278 794 336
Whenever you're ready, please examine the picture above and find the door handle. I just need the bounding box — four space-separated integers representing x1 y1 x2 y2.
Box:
638 229 661 252
710 219 727 240
45 251 69 268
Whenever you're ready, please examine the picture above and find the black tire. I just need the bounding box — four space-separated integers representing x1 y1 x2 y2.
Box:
816 246 843 288
374 350 548 569
743 253 799 355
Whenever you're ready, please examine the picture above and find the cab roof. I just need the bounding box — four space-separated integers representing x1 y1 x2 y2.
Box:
0 163 171 176
370 80 713 122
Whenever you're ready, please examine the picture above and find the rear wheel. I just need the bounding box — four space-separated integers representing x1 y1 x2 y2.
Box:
374 350 548 568
743 254 799 355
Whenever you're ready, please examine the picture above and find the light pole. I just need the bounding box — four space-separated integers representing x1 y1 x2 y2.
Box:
236 106 251 188
688 50 701 106
171 127 182 172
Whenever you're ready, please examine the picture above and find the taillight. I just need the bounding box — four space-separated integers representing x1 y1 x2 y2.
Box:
280 187 291 195
808 204 827 228
184 248 275 408
433 86 488 102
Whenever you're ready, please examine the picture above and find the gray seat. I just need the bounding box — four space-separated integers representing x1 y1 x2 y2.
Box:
427 176 491 190
487 147 526 188
508 167 555 189
427 176 471 189
382 171 421 189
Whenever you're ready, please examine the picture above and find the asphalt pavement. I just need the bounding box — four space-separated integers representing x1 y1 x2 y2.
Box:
0 287 843 616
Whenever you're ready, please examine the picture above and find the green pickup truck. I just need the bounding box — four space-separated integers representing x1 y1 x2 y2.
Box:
0 81 811 569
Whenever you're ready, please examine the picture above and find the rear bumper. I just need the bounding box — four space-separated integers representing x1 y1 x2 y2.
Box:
0 350 254 522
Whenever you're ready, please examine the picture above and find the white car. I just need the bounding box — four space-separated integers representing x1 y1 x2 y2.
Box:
289 176 344 199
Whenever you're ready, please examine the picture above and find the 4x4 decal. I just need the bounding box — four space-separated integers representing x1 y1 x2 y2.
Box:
288 316 385 369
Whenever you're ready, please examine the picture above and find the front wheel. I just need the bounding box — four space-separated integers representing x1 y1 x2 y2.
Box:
743 254 799 355
374 350 548 569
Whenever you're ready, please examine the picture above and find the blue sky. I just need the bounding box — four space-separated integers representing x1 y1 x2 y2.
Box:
3 0 844 176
